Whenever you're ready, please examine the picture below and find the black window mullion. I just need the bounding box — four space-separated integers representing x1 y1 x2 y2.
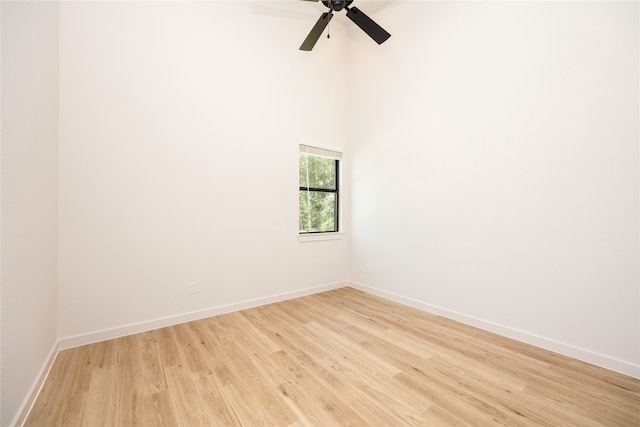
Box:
334 159 339 231
299 187 337 193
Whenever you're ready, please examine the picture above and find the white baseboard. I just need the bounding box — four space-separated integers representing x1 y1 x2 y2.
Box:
348 281 640 379
59 281 348 350
12 340 59 427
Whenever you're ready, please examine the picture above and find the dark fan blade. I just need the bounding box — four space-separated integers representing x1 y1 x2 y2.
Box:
346 6 390 45
300 11 333 51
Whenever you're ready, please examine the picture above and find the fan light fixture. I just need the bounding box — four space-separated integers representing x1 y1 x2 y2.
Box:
299 0 391 51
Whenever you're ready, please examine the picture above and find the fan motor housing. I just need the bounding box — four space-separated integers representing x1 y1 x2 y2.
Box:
322 0 354 12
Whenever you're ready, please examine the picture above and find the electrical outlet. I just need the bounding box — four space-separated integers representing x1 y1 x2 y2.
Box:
187 282 196 294
365 264 371 273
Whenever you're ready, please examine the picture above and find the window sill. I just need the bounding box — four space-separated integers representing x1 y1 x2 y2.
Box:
298 232 344 243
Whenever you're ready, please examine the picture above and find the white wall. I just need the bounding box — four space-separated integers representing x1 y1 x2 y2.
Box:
349 1 639 376
1 1 60 425
57 1 351 341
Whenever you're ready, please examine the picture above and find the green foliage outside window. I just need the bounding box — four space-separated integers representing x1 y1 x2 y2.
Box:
299 153 339 233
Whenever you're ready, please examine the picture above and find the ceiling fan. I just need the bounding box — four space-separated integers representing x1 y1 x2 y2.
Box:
299 0 391 51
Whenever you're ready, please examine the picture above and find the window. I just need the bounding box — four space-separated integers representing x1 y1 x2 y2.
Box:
299 143 342 234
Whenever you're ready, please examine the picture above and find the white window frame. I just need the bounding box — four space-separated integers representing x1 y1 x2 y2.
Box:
298 140 344 243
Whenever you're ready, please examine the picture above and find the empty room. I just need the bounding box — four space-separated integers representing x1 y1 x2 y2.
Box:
1 0 638 425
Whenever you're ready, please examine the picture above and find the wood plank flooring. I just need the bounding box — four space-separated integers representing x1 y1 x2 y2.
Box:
25 287 640 426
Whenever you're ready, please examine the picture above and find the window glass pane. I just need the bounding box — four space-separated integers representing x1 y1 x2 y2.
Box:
299 154 336 190
299 191 337 232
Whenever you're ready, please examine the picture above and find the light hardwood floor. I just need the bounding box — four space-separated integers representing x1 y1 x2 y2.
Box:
25 287 639 426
